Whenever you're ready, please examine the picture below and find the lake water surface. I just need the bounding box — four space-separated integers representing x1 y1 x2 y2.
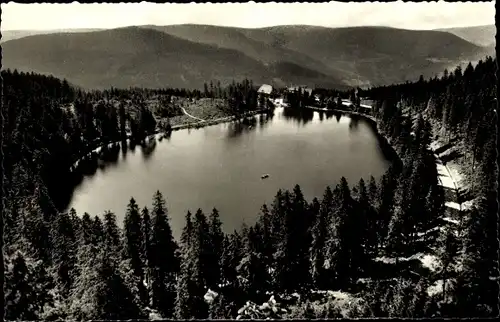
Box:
67 108 392 238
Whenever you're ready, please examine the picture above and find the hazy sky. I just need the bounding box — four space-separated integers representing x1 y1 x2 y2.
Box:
1 1 496 31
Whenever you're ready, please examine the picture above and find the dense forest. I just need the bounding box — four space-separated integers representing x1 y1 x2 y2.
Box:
1 56 497 320
203 79 268 115
284 85 371 114
0 70 262 211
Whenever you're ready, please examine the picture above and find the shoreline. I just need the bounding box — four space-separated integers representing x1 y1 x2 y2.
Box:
71 108 271 171
305 105 376 122
70 104 400 175
303 105 399 162
169 107 269 132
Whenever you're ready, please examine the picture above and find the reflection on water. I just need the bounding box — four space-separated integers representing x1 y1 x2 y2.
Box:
129 141 137 153
225 111 274 139
226 118 256 139
65 107 393 239
140 138 157 161
281 107 315 126
58 138 159 210
349 115 360 132
335 111 342 122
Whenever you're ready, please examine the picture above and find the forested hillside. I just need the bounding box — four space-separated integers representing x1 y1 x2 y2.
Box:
1 27 346 90
135 24 496 87
1 57 497 320
2 25 491 90
0 69 263 212
362 56 498 318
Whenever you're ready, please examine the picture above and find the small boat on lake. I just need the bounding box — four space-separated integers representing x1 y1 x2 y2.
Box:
261 174 270 179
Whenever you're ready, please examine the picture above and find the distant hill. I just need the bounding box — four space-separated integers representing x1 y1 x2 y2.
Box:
436 25 496 47
144 24 491 87
0 28 104 43
139 24 345 79
2 27 348 90
249 25 490 86
1 24 491 90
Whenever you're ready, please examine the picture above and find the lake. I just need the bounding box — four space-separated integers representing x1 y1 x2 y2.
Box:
66 107 393 239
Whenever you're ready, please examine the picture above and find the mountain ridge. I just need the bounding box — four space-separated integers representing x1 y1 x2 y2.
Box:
2 26 348 90
1 24 492 90
435 24 495 47
0 28 105 43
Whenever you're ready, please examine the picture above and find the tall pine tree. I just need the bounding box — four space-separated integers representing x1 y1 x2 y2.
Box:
150 191 178 318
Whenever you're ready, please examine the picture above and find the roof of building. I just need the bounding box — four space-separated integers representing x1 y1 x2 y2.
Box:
257 84 273 95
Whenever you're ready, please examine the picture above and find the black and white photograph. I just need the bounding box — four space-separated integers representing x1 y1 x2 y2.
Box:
0 0 498 320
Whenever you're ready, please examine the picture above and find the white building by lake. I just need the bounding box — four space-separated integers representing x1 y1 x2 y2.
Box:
257 84 274 96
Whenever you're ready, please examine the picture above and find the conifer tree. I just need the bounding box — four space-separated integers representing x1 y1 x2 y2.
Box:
355 178 376 261
51 211 77 297
368 175 379 208
190 209 211 318
22 206 52 264
308 197 320 229
103 211 121 254
456 197 499 317
175 211 195 319
290 184 312 290
423 185 444 235
220 231 245 316
333 177 361 284
386 180 411 259
220 234 238 288
68 244 102 320
270 189 286 250
78 213 93 245
256 204 273 279
124 198 144 278
438 225 460 304
150 191 178 317
318 186 336 285
206 208 224 290
140 206 153 301
310 190 329 287
377 170 398 248
123 198 146 305
98 253 144 320
273 190 293 292
237 226 267 300
119 103 127 140
69 208 81 239
4 252 46 321
91 215 105 246
69 246 142 320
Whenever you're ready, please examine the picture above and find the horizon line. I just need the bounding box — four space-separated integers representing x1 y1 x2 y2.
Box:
1 22 494 32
